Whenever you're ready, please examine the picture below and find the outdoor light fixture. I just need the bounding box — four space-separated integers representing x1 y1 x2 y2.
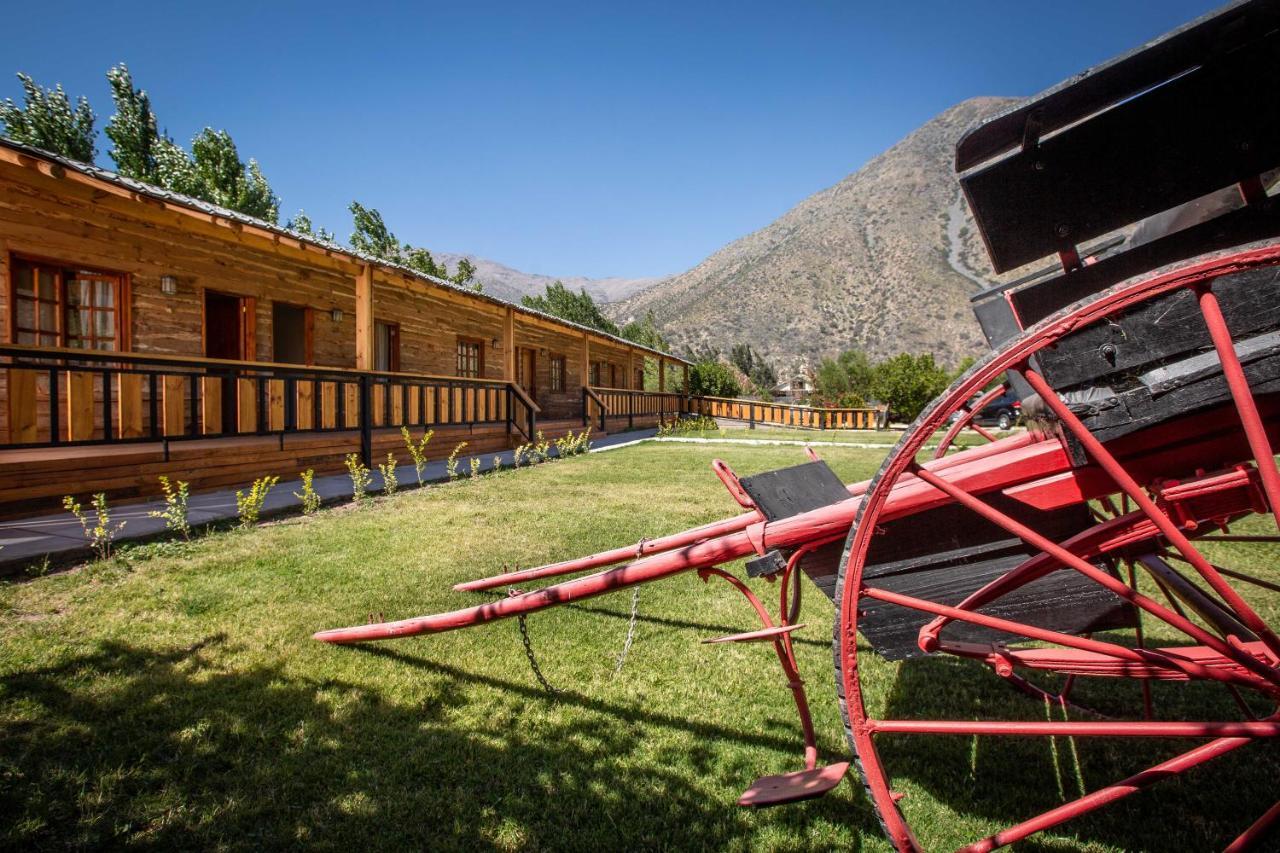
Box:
491 337 500 348
331 307 344 323
160 275 178 296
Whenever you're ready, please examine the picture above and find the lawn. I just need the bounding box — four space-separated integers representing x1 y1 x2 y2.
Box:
664 425 998 448
0 439 1275 851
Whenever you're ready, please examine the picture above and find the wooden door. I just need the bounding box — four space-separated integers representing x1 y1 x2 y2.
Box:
204 291 254 432
520 348 537 401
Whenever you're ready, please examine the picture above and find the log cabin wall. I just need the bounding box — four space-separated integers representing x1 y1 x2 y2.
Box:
0 143 690 517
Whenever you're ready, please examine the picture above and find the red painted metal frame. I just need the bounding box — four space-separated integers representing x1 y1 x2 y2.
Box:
836 245 1280 852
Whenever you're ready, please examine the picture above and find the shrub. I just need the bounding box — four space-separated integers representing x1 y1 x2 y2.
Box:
378 453 399 496
294 469 322 515
401 426 434 486
511 444 528 468
235 476 279 528
345 453 372 504
491 455 502 474
658 415 718 437
870 353 951 423
147 476 191 539
63 493 126 561
530 431 551 464
447 442 467 480
688 359 741 397
469 457 481 480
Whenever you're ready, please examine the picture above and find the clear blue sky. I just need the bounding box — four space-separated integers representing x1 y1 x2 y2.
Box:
5 1 1220 279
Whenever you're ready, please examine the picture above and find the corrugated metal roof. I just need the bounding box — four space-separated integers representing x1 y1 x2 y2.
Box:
0 135 687 364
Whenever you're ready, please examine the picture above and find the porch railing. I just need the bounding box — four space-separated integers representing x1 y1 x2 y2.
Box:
583 386 688 431
0 344 538 463
688 395 884 430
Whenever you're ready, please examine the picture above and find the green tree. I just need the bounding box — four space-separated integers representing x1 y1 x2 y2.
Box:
286 210 336 243
0 73 96 161
810 349 875 407
188 129 280 222
521 281 621 336
729 343 777 395
105 64 160 182
870 353 951 422
620 311 668 350
349 202 479 287
688 359 741 397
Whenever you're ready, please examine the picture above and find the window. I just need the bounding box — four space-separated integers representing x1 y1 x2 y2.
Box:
634 367 644 390
456 337 484 378
588 361 600 386
375 321 400 372
551 355 565 391
11 256 125 350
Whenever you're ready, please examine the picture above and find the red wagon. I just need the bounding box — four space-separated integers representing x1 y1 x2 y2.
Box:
317 2 1280 848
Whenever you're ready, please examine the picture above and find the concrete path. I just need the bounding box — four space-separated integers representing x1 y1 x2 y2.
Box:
0 428 657 573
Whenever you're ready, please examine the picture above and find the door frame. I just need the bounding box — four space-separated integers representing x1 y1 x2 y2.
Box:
201 289 257 362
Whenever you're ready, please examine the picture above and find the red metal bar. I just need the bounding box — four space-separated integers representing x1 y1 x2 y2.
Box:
455 430 1041 593
867 719 1280 737
1198 285 1280 529
908 463 1280 691
959 735 1257 853
862 585 1265 690
1023 367 1280 662
1226 800 1280 853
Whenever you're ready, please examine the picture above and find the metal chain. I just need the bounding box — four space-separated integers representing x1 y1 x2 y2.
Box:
516 610 562 696
612 586 641 676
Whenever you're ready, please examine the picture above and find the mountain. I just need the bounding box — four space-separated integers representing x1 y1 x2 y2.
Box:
609 96 1024 375
431 252 661 305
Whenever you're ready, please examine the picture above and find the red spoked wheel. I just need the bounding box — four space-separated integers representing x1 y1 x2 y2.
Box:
835 244 1280 852
931 382 1007 460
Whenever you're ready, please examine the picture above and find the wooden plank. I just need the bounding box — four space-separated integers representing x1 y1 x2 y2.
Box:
201 377 222 434
117 373 143 438
237 378 257 433
66 371 95 441
7 368 39 443
355 264 374 370
320 381 336 429
296 380 314 430
407 385 420 425
372 385 386 427
343 383 359 428
160 375 185 436
268 379 285 431
391 384 404 425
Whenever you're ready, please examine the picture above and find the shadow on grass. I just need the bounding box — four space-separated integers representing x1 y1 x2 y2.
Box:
2 636 883 850
874 654 1280 851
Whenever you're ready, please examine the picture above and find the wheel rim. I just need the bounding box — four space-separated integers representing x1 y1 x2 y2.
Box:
835 244 1280 852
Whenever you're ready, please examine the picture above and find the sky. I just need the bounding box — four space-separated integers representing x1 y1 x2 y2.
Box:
5 1 1222 279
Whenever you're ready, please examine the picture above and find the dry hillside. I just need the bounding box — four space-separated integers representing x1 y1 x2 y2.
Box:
611 96 1024 374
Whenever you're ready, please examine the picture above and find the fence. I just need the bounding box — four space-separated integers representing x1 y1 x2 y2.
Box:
581 387 884 431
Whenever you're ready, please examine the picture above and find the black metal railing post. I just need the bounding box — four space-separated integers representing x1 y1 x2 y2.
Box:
359 374 372 467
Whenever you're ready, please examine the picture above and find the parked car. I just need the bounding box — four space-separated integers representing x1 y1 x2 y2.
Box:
947 389 1021 430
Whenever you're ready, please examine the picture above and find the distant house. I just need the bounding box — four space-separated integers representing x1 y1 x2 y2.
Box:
776 372 812 402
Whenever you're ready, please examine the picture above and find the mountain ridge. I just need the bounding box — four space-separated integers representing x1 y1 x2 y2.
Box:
431 252 661 305
608 96 1024 374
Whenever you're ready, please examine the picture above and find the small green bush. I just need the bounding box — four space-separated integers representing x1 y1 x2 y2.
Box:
401 426 434 486
63 493 126 561
235 476 278 528
147 476 191 539
345 454 372 505
378 453 399 496
294 469 322 515
447 442 467 481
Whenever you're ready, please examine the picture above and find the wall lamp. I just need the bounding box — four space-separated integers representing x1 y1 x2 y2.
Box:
160 274 178 296
491 337 501 349
331 307 344 323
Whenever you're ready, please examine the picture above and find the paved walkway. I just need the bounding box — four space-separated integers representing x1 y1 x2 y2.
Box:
0 428 657 573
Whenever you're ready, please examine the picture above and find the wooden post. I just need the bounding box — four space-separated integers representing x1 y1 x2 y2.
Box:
355 264 374 371
658 359 666 393
504 306 516 381
582 333 590 387
682 363 690 414
627 347 635 390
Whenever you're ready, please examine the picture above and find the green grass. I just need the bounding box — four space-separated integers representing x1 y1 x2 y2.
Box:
0 441 1275 851
663 425 998 447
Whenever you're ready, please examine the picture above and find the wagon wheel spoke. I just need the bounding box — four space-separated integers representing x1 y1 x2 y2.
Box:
932 383 1009 459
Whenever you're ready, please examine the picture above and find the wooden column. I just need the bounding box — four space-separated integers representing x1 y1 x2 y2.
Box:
682 363 690 394
658 359 666 392
582 332 590 387
504 306 516 381
355 264 374 370
627 347 635 389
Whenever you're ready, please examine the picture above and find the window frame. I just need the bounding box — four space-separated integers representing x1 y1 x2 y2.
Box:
456 335 485 378
8 253 130 350
550 354 566 392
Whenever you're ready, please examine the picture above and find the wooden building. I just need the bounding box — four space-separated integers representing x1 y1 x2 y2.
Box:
0 137 691 516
